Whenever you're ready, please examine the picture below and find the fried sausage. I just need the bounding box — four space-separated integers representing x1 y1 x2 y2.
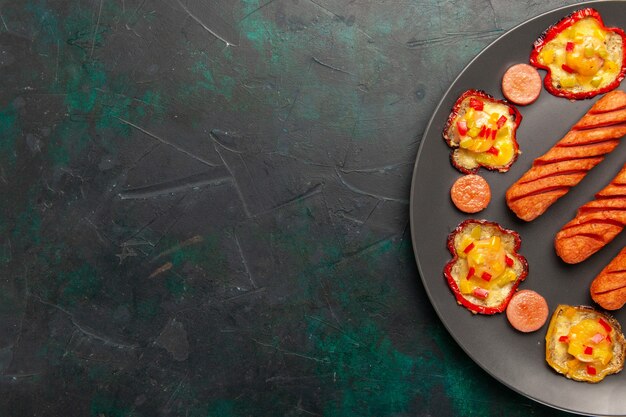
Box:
506 289 549 332
450 174 491 213
590 247 626 310
501 64 542 106
506 90 626 221
555 163 626 264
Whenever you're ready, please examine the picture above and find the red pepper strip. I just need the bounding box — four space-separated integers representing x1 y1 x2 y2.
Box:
486 147 499 156
496 115 507 129
561 64 575 74
456 120 468 136
469 98 483 111
491 129 497 140
587 365 597 376
584 346 593 355
463 242 475 254
504 255 514 267
472 287 489 299
466 267 475 280
481 272 492 282
478 125 486 138
608 334 612 343
566 41 575 52
558 335 569 343
484 128 491 139
599 318 612 333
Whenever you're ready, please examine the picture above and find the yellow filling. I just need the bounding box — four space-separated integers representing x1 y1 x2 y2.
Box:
455 226 518 299
456 100 516 167
556 311 614 375
537 17 622 92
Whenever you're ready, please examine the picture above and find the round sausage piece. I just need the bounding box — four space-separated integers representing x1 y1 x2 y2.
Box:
506 289 549 333
502 63 542 105
450 174 491 213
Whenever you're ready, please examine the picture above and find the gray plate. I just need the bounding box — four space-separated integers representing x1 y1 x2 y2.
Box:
410 1 626 416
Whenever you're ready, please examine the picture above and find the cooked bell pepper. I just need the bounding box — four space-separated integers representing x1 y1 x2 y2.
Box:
444 219 528 315
442 90 523 174
545 305 626 383
530 8 626 99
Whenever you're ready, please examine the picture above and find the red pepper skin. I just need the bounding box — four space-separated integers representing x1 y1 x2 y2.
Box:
559 335 569 343
466 267 475 280
599 318 613 334
473 288 489 299
456 120 468 136
469 98 484 111
444 219 528 315
529 8 626 100
442 90 523 174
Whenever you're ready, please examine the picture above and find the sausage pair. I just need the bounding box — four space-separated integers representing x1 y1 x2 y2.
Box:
505 89 626 271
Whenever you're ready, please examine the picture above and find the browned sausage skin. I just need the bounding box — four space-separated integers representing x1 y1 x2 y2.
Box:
555 163 626 263
591 247 626 310
506 90 626 222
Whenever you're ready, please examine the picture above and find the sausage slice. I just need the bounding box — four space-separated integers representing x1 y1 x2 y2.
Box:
501 63 542 106
450 174 491 213
506 289 549 332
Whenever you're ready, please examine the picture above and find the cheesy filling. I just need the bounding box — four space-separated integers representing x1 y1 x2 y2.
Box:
553 307 614 377
453 98 516 169
537 17 623 93
453 225 519 305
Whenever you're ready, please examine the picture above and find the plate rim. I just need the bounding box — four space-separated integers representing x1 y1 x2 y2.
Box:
409 1 626 415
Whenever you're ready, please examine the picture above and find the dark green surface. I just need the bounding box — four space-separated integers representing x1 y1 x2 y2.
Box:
0 0 592 416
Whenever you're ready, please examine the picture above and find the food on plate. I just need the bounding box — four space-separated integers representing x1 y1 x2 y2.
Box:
530 8 626 99
591 247 626 310
555 163 626 264
444 219 528 314
450 174 491 213
506 90 626 222
501 63 542 105
443 90 522 174
545 305 625 383
506 289 549 332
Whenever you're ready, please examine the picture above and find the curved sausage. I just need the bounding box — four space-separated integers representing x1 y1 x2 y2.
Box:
501 63 542 105
450 174 491 213
555 163 626 264
506 90 626 221
590 247 626 310
506 289 549 332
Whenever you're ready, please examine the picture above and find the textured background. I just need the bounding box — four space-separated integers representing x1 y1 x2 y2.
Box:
0 0 589 416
